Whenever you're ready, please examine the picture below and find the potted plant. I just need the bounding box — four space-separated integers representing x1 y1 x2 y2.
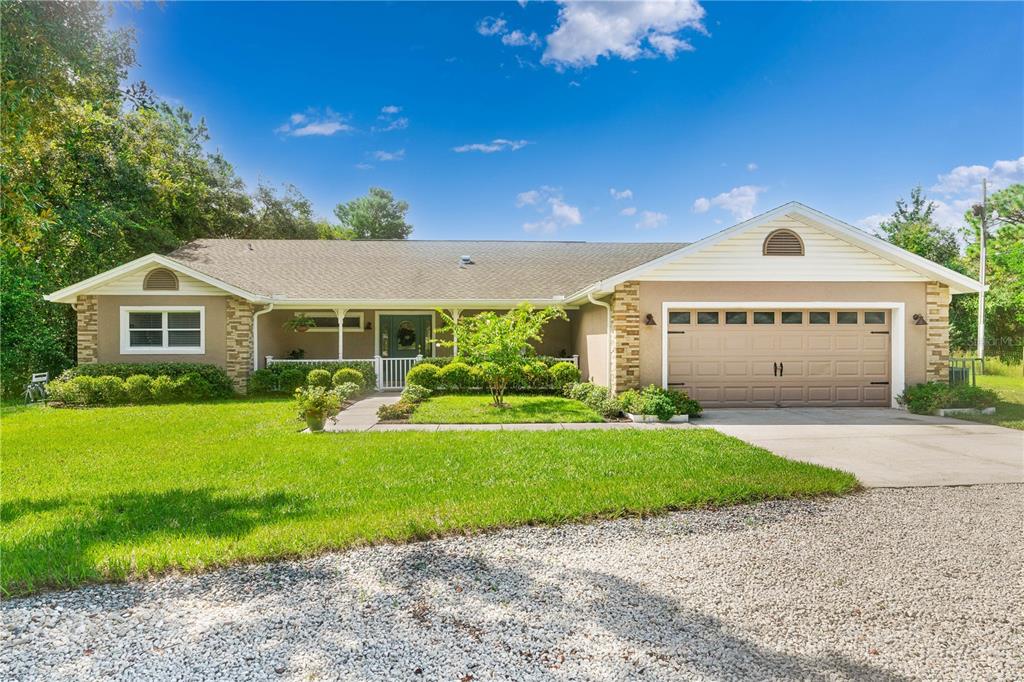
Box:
295 386 341 432
284 314 317 333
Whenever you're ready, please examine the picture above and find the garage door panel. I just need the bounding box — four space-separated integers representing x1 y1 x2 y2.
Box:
667 307 890 407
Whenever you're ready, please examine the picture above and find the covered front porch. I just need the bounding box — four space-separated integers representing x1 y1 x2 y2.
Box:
256 306 580 389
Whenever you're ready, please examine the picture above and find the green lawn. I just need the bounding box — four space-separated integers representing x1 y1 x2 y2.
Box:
1 398 857 596
409 393 603 423
952 373 1024 431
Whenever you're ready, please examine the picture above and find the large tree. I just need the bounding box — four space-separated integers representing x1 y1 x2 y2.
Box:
875 186 962 269
0 1 333 395
333 187 413 239
958 184 1024 359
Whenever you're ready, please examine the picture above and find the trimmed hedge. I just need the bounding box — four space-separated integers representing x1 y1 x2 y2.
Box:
62 363 234 397
409 357 580 392
898 382 999 414
48 372 224 406
249 361 376 395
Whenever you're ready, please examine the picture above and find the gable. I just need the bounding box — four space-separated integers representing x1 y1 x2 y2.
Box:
89 265 228 296
638 214 929 283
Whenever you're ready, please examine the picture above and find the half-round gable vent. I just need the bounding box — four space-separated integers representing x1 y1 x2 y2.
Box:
143 268 180 291
762 229 804 256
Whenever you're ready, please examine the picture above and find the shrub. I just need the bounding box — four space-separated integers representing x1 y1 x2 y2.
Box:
619 385 699 420
151 376 178 403
333 382 362 402
950 384 998 409
563 381 622 419
249 369 278 395
437 362 476 390
405 363 440 390
332 367 365 389
549 361 581 388
94 376 128 405
401 384 433 404
62 363 234 397
278 368 306 393
125 375 154 403
44 379 72 405
666 388 702 417
306 369 332 389
897 382 952 414
175 373 216 401
67 376 102 405
377 401 414 421
521 361 550 389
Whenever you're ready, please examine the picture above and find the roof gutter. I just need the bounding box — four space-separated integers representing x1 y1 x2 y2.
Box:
587 291 614 390
252 303 275 371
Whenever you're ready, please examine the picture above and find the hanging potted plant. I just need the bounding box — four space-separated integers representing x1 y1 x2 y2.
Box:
284 314 317 333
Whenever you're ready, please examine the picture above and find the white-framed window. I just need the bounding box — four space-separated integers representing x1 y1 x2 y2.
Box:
296 311 365 332
120 306 205 354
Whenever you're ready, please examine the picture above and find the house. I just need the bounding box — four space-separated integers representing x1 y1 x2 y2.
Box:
45 202 982 407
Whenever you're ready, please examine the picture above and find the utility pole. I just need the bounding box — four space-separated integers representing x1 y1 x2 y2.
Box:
977 178 987 359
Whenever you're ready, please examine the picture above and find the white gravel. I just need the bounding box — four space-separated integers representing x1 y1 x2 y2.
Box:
3 485 1022 681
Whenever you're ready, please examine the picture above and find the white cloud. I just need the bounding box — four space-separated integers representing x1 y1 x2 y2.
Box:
372 149 405 161
354 163 374 170
275 108 353 137
476 17 507 36
373 105 408 132
859 156 1024 230
380 105 401 116
453 138 531 153
517 186 582 234
931 156 1024 196
542 1 706 70
619 206 637 216
502 30 541 48
609 187 633 200
692 185 766 221
746 162 758 172
635 210 668 229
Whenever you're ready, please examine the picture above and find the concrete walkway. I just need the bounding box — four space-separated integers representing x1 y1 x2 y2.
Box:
325 394 692 432
699 407 1023 488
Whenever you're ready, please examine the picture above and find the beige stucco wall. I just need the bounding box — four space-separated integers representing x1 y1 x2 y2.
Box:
572 302 609 386
95 295 229 366
635 281 931 388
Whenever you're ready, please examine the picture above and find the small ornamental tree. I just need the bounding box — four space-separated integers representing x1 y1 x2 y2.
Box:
435 303 567 406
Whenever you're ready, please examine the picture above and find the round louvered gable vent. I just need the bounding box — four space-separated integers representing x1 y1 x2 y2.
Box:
762 229 804 256
143 268 180 291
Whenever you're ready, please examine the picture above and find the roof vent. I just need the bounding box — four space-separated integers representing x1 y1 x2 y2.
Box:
143 268 179 291
459 255 474 266
763 229 804 256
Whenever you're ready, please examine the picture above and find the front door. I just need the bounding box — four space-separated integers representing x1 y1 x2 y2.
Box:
379 314 432 358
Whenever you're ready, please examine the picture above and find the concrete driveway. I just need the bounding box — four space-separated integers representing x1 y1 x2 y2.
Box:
700 407 1023 487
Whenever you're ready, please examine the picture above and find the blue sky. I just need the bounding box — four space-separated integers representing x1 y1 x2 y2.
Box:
113 1 1023 242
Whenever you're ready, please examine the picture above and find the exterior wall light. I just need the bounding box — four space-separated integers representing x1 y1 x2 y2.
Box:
644 313 657 326
913 314 927 326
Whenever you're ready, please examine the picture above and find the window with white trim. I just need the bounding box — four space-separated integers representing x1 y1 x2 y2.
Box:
121 307 205 354
298 311 365 332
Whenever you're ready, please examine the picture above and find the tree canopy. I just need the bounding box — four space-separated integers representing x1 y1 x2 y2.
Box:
333 187 413 240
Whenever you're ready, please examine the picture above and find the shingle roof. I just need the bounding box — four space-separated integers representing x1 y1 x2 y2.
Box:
168 239 687 301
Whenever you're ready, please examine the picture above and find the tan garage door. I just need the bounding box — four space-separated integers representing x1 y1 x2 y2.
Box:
666 309 891 407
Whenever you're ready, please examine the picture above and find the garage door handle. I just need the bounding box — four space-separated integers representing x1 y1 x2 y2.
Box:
773 362 778 377
780 362 784 377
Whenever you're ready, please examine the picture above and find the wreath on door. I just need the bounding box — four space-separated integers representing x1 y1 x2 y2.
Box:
396 323 417 348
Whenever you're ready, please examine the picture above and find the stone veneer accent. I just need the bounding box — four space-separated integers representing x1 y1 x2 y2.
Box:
75 295 99 364
925 281 951 382
225 296 256 393
611 281 641 393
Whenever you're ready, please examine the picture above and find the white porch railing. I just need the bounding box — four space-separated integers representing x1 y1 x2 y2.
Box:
266 354 579 391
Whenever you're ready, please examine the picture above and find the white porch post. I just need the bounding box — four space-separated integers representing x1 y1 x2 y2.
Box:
335 308 348 360
450 308 461 356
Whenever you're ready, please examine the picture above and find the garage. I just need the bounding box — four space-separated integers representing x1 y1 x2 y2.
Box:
666 307 892 407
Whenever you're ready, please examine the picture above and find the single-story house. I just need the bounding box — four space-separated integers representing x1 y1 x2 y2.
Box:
45 202 982 407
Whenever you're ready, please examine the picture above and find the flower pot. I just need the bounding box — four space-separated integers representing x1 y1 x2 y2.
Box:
934 406 996 417
294 326 310 333
305 413 327 432
625 413 688 423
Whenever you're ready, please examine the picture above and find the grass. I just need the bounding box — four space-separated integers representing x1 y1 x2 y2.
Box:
409 393 604 424
950 373 1024 431
1 398 857 596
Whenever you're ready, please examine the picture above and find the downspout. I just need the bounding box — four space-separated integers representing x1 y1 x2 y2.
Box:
252 303 275 371
587 291 613 390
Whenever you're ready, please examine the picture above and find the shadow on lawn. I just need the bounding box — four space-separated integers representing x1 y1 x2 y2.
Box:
2 487 310 594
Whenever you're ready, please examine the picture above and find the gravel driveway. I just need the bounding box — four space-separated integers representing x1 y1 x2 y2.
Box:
3 485 1021 681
